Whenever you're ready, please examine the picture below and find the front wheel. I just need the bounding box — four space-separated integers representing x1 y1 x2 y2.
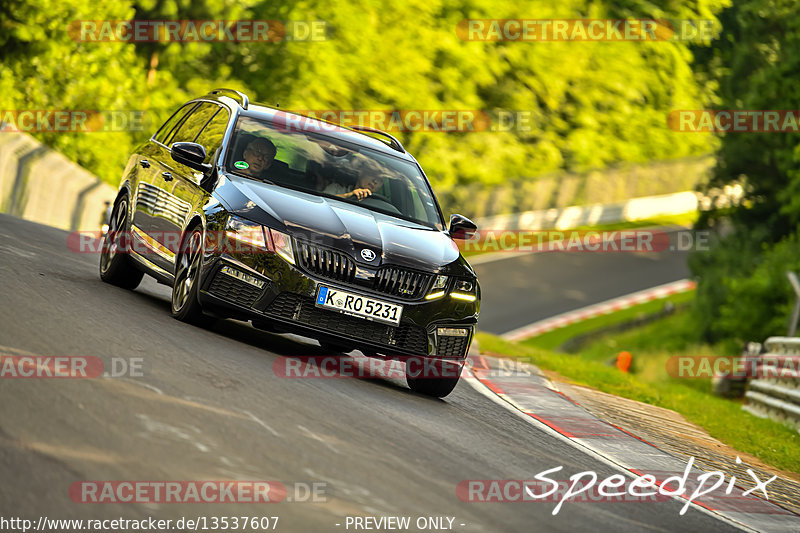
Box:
171 227 214 327
405 357 462 398
99 197 144 289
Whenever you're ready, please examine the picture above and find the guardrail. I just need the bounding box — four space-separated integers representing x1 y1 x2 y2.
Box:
0 132 116 230
743 337 800 431
473 186 743 232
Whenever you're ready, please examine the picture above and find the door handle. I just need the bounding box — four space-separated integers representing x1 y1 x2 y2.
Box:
140 160 150 168
162 172 173 182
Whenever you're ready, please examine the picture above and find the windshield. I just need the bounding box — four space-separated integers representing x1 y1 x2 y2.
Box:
225 116 444 229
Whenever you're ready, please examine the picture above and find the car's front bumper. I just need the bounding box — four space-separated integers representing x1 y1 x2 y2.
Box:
197 253 479 359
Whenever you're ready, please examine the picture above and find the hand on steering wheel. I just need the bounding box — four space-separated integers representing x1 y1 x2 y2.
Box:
350 188 372 200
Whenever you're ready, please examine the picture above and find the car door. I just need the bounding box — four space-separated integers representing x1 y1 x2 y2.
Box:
131 102 199 268
151 102 231 267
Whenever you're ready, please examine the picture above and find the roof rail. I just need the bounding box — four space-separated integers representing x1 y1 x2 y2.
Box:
349 125 405 153
208 88 249 109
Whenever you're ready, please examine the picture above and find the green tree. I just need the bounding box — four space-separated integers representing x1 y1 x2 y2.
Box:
0 0 143 181
690 0 800 343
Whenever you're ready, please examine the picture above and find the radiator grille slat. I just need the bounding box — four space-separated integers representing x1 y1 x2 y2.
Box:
296 241 433 300
373 265 431 299
296 242 356 283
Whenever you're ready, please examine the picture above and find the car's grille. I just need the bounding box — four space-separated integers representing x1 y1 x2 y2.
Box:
296 242 356 283
207 271 264 308
437 335 470 358
265 293 428 354
296 241 432 300
374 266 432 300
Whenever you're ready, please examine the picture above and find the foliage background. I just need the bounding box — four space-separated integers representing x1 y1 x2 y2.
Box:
690 0 800 344
1 0 723 190
6 0 800 341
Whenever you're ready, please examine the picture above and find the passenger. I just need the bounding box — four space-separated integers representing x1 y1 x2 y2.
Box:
323 158 388 201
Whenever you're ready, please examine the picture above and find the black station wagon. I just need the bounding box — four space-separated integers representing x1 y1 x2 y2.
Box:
100 88 480 397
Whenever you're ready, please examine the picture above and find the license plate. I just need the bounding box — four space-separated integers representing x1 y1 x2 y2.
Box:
316 286 403 326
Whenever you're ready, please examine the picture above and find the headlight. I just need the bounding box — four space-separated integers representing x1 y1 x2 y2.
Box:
225 215 268 249
267 228 295 265
425 275 448 300
451 279 477 302
225 215 295 265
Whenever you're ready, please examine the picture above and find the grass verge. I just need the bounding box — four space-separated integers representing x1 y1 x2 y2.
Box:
476 319 800 475
522 290 696 351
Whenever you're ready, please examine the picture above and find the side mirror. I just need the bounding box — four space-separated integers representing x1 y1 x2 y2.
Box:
171 142 212 173
449 214 478 240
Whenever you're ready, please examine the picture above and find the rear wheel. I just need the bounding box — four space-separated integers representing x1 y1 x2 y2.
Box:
171 227 214 327
99 197 144 289
405 357 462 398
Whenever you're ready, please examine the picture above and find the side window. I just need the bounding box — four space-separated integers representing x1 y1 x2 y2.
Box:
194 107 230 163
154 103 197 144
169 103 220 146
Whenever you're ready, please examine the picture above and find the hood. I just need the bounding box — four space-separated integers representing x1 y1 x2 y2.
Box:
216 175 461 271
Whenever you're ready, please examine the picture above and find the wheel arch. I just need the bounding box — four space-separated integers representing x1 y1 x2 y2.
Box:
174 214 206 275
113 183 133 219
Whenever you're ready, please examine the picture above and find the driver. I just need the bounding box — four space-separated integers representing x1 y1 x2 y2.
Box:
240 137 292 182
242 138 277 176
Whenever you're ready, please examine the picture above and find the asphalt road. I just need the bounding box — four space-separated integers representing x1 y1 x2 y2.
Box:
472 231 692 334
0 214 736 532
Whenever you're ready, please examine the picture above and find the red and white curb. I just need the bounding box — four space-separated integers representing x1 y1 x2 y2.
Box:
462 355 800 532
502 279 696 341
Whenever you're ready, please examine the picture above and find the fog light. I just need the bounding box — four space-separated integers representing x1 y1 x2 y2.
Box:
425 291 446 300
450 292 477 302
437 327 469 337
220 265 266 288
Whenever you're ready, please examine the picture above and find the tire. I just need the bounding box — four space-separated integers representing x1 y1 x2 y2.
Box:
99 197 144 289
405 357 462 398
318 340 353 354
171 227 215 327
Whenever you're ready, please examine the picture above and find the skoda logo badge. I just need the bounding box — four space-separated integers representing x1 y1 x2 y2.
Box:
360 249 376 262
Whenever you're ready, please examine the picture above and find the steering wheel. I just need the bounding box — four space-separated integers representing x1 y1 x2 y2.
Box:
359 193 401 214
361 193 392 204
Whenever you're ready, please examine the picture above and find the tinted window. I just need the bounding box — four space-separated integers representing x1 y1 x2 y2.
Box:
226 117 444 229
194 108 230 163
153 103 197 144
169 103 220 146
